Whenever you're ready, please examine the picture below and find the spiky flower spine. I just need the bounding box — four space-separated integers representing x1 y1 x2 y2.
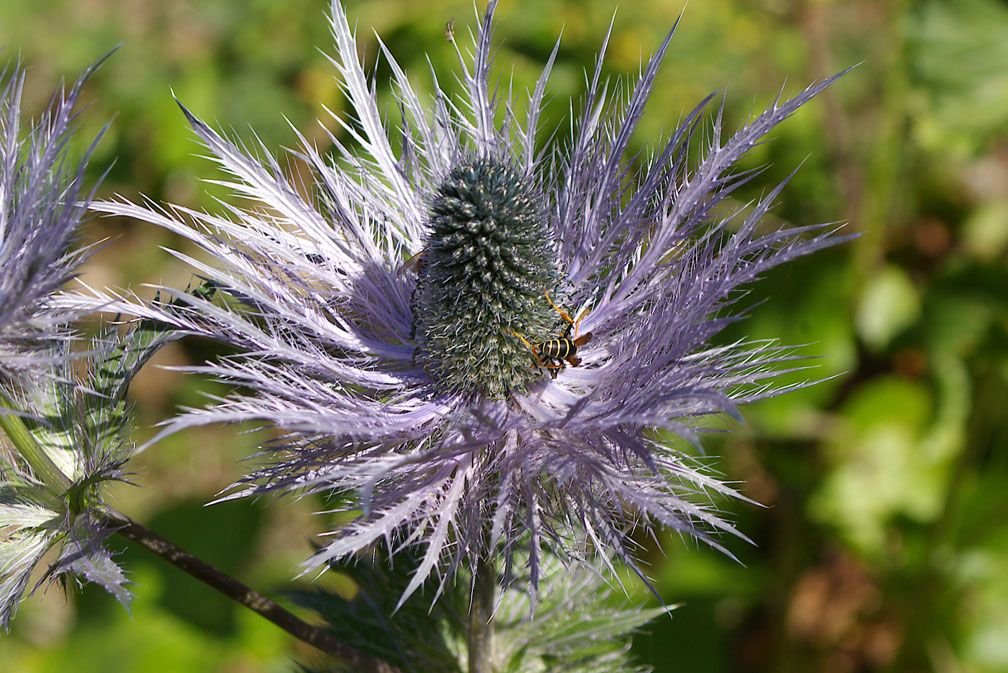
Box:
290 549 667 673
414 157 561 397
0 56 107 381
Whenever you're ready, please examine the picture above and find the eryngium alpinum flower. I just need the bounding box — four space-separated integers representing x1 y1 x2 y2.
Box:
96 1 851 600
0 58 105 381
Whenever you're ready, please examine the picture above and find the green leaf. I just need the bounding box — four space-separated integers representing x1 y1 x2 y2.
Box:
811 359 969 555
856 265 921 351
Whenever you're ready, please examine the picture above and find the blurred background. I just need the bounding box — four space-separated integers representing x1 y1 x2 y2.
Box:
1 0 1006 671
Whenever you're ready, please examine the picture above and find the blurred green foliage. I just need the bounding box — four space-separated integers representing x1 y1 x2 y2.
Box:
2 0 1007 671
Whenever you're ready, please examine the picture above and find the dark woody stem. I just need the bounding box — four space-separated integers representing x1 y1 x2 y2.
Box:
0 406 398 671
468 553 496 673
101 508 402 673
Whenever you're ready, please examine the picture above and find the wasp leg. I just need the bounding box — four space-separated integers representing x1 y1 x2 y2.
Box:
540 358 564 378
544 290 590 340
543 290 575 328
510 329 547 368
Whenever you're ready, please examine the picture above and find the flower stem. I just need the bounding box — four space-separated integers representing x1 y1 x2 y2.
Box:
468 554 496 673
101 508 402 673
0 395 72 497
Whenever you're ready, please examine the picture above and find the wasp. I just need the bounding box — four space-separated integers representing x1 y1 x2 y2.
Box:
512 291 592 379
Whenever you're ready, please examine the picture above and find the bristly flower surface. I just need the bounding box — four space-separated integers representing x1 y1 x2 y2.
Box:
94 1 852 602
0 58 106 382
413 157 562 397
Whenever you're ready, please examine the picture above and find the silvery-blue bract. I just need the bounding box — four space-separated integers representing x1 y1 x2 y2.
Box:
0 59 103 381
96 1 850 603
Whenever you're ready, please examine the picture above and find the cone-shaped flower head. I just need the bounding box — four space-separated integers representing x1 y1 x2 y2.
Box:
94 1 852 602
414 157 561 397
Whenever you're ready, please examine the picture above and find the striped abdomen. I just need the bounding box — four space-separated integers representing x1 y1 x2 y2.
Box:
539 338 577 361
536 331 591 369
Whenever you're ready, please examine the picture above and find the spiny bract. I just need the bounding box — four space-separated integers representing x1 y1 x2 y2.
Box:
0 57 106 381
